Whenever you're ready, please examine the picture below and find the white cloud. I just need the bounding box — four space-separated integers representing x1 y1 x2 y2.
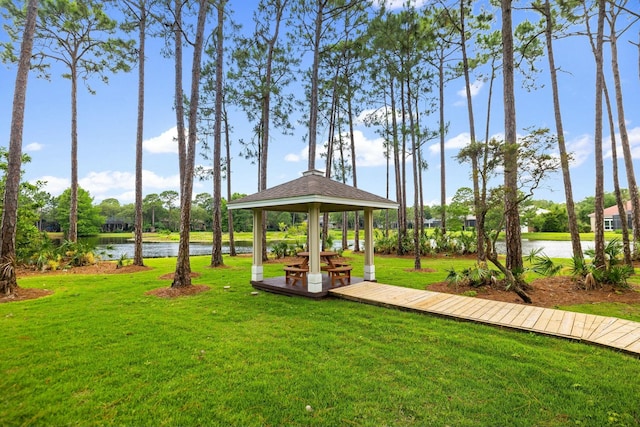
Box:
429 132 471 154
456 80 484 98
604 126 640 160
351 130 387 167
285 148 306 162
25 142 44 152
143 126 184 154
284 131 387 167
454 80 484 106
33 176 69 196
567 134 592 167
33 170 181 202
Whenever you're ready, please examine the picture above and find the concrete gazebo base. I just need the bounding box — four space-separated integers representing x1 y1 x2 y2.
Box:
252 275 365 298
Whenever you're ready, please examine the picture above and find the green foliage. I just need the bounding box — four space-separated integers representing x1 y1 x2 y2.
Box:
55 187 104 236
270 241 292 259
529 205 569 232
116 252 130 269
446 262 499 289
373 229 412 255
0 147 50 263
575 239 633 289
57 240 97 267
525 248 563 276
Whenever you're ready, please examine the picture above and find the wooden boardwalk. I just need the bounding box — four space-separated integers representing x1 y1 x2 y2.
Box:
329 281 640 356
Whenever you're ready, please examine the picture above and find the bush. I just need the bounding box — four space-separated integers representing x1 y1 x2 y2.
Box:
270 241 291 259
574 239 633 289
446 263 499 290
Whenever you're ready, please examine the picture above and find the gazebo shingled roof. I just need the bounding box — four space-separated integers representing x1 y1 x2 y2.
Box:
227 169 398 212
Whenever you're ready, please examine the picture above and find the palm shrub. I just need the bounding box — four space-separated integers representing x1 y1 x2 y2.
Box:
445 262 499 290
456 230 477 254
58 240 97 267
270 241 290 259
419 233 435 256
525 248 563 277
576 239 633 289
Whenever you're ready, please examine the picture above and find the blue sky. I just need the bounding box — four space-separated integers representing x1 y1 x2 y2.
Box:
1 0 639 207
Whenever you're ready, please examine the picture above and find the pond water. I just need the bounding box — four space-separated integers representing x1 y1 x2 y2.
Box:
495 240 595 259
88 236 594 260
84 236 253 260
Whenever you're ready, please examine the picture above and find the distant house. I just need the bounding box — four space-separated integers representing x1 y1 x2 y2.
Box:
588 201 633 232
102 217 131 233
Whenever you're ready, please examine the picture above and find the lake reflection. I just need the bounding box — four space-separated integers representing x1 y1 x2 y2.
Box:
495 240 595 258
92 236 594 260
88 237 252 259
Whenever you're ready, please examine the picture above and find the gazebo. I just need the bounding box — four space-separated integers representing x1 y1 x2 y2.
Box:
227 169 398 297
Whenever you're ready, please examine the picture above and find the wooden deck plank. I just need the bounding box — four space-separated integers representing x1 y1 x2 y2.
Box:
581 314 602 339
608 328 640 348
624 338 640 353
544 309 567 335
459 299 494 319
585 317 621 341
482 303 517 324
520 307 548 330
427 294 470 313
331 281 379 296
499 304 527 325
510 306 538 327
352 284 403 300
329 282 640 356
570 312 587 337
409 293 454 310
591 320 636 346
558 311 577 336
444 298 479 317
530 308 554 331
477 302 511 323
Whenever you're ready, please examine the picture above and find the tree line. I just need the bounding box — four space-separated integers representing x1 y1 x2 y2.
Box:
1 0 639 298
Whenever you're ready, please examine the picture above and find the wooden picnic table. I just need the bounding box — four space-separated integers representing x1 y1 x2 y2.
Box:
286 251 352 288
295 251 342 269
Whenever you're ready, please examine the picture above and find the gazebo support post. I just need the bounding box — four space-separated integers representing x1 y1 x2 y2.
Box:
364 208 376 281
307 203 323 293
251 209 263 281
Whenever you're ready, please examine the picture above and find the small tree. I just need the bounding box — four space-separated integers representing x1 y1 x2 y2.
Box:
458 128 561 303
0 0 39 296
55 188 104 237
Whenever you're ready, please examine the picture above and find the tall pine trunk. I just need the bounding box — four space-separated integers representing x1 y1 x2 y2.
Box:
593 0 606 269
608 3 640 259
211 0 225 267
69 66 79 243
0 0 38 296
604 81 632 265
173 0 209 286
542 0 582 262
133 0 146 266
459 0 483 262
501 0 522 273
224 101 236 256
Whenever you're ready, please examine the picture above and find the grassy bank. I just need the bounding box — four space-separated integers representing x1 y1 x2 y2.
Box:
2 254 639 426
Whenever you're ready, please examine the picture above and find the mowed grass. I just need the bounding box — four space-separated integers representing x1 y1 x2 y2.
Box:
2 254 640 426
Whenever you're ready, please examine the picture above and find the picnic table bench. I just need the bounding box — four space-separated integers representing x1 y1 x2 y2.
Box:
326 265 352 287
284 266 308 287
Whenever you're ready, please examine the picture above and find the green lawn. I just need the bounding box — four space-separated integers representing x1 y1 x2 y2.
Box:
2 254 639 426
